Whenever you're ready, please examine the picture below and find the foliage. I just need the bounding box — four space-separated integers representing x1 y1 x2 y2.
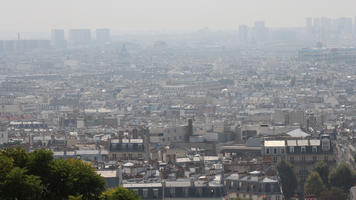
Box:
313 161 329 185
276 160 297 200
304 171 325 196
68 195 83 200
101 186 141 200
0 147 106 200
329 163 354 192
2 147 29 168
319 187 347 200
0 167 42 200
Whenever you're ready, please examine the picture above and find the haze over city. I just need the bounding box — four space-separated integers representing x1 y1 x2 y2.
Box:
2 1 356 200
1 0 356 34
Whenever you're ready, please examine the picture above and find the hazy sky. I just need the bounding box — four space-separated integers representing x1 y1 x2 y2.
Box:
0 0 356 33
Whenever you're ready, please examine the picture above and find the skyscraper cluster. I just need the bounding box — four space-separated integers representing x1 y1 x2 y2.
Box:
51 28 111 48
305 17 356 42
238 21 269 45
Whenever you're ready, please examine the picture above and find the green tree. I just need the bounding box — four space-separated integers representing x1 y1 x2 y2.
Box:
46 159 76 200
320 187 347 200
329 163 354 192
101 186 140 200
0 154 13 180
46 158 105 200
69 159 106 200
1 167 42 200
304 171 325 197
276 160 297 200
0 148 106 200
313 161 329 185
68 195 83 200
27 149 53 179
2 147 29 168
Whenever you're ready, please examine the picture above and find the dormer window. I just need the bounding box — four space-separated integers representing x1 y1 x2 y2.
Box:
312 146 317 153
301 147 306 153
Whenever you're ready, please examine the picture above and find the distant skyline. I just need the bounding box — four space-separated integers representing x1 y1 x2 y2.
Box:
0 0 356 34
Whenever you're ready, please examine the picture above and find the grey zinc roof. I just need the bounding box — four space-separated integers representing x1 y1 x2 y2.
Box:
165 180 191 187
286 128 310 138
226 173 239 180
245 137 262 147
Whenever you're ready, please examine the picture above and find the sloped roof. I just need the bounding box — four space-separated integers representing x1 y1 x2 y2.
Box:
286 128 310 138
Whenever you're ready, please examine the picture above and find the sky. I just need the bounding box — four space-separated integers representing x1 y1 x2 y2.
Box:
0 0 356 34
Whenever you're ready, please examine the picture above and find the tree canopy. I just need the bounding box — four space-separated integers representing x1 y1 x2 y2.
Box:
276 160 297 200
319 187 347 200
101 186 141 200
313 161 329 185
302 162 354 200
0 147 106 200
328 163 354 192
304 171 325 196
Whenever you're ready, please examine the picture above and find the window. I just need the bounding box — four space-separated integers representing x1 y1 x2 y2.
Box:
312 146 317 153
273 156 278 163
274 148 277 154
153 189 159 198
290 156 294 161
184 188 189 197
281 149 285 154
197 188 202 196
290 147 294 153
301 147 306 153
266 148 270 154
302 155 306 161
210 189 214 196
170 188 175 197
143 189 148 198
